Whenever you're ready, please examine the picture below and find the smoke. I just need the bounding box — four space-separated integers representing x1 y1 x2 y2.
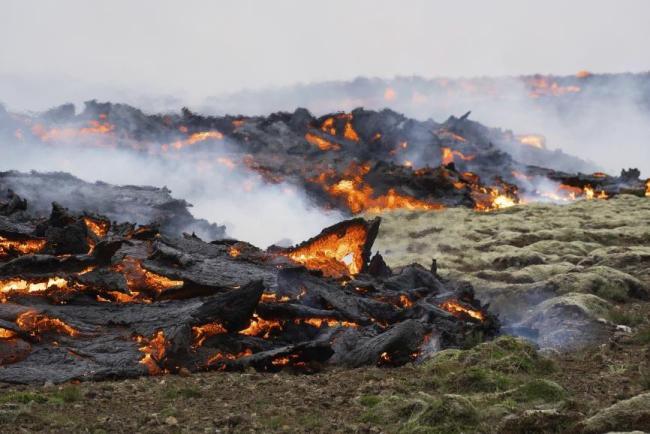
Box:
199 74 650 177
0 133 342 248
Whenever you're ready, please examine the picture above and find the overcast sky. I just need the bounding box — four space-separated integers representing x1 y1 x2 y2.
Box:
2 0 650 105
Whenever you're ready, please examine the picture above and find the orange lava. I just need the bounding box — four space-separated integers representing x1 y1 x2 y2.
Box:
305 132 340 151
441 147 475 165
83 216 110 238
192 322 227 348
0 236 46 258
283 221 370 277
516 134 546 149
114 258 183 295
239 315 283 339
16 310 79 337
136 330 168 375
439 299 485 321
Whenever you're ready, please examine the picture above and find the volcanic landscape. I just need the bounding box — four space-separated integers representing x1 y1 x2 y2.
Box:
0 76 649 432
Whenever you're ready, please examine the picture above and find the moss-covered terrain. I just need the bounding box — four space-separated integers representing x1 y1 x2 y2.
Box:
1 197 649 433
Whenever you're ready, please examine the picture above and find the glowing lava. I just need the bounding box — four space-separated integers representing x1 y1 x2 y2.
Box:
439 299 485 321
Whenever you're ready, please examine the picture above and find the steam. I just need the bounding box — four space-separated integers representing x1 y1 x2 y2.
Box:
200 74 650 177
0 134 342 248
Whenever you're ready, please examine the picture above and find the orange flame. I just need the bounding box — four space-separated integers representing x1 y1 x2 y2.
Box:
645 180 650 197
170 130 223 150
228 246 241 258
439 299 485 321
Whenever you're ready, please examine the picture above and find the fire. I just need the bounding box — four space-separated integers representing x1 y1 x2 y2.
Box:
0 276 68 295
16 310 80 337
0 236 46 258
114 258 183 295
283 221 369 277
228 246 241 257
192 322 227 348
583 186 608 200
321 117 336 135
645 180 650 197
439 299 485 321
384 87 397 102
239 314 283 338
441 147 475 165
136 330 168 375
472 185 518 212
305 132 340 151
83 216 110 238
516 134 546 149
170 130 223 150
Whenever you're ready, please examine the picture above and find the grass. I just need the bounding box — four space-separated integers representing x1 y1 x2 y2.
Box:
163 385 202 400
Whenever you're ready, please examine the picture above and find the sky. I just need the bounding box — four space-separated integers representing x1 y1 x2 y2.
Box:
2 0 650 108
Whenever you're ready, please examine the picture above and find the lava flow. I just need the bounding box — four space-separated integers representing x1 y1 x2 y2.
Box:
439 299 485 321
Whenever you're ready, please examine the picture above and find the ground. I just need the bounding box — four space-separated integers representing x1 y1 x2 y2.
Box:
1 196 650 433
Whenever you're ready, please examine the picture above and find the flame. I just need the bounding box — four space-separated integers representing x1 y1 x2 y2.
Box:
136 330 167 375
516 134 546 149
439 299 485 321
192 322 227 348
441 147 475 165
114 258 183 295
583 186 608 200
284 221 369 277
83 216 110 238
384 87 397 101
239 314 283 338
305 132 340 151
228 246 241 258
645 180 650 197
16 310 79 337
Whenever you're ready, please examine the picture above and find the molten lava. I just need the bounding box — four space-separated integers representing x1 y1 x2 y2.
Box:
170 130 223 150
516 134 546 149
439 299 485 321
305 132 340 151
441 147 475 165
83 216 110 238
192 322 227 348
136 330 168 375
114 258 183 295
16 310 79 337
283 221 370 277
0 277 68 295
0 236 46 259
239 314 283 339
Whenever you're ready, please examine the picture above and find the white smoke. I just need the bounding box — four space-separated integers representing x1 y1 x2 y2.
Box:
0 135 342 248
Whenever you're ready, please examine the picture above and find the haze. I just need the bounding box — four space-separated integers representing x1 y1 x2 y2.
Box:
2 0 650 109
